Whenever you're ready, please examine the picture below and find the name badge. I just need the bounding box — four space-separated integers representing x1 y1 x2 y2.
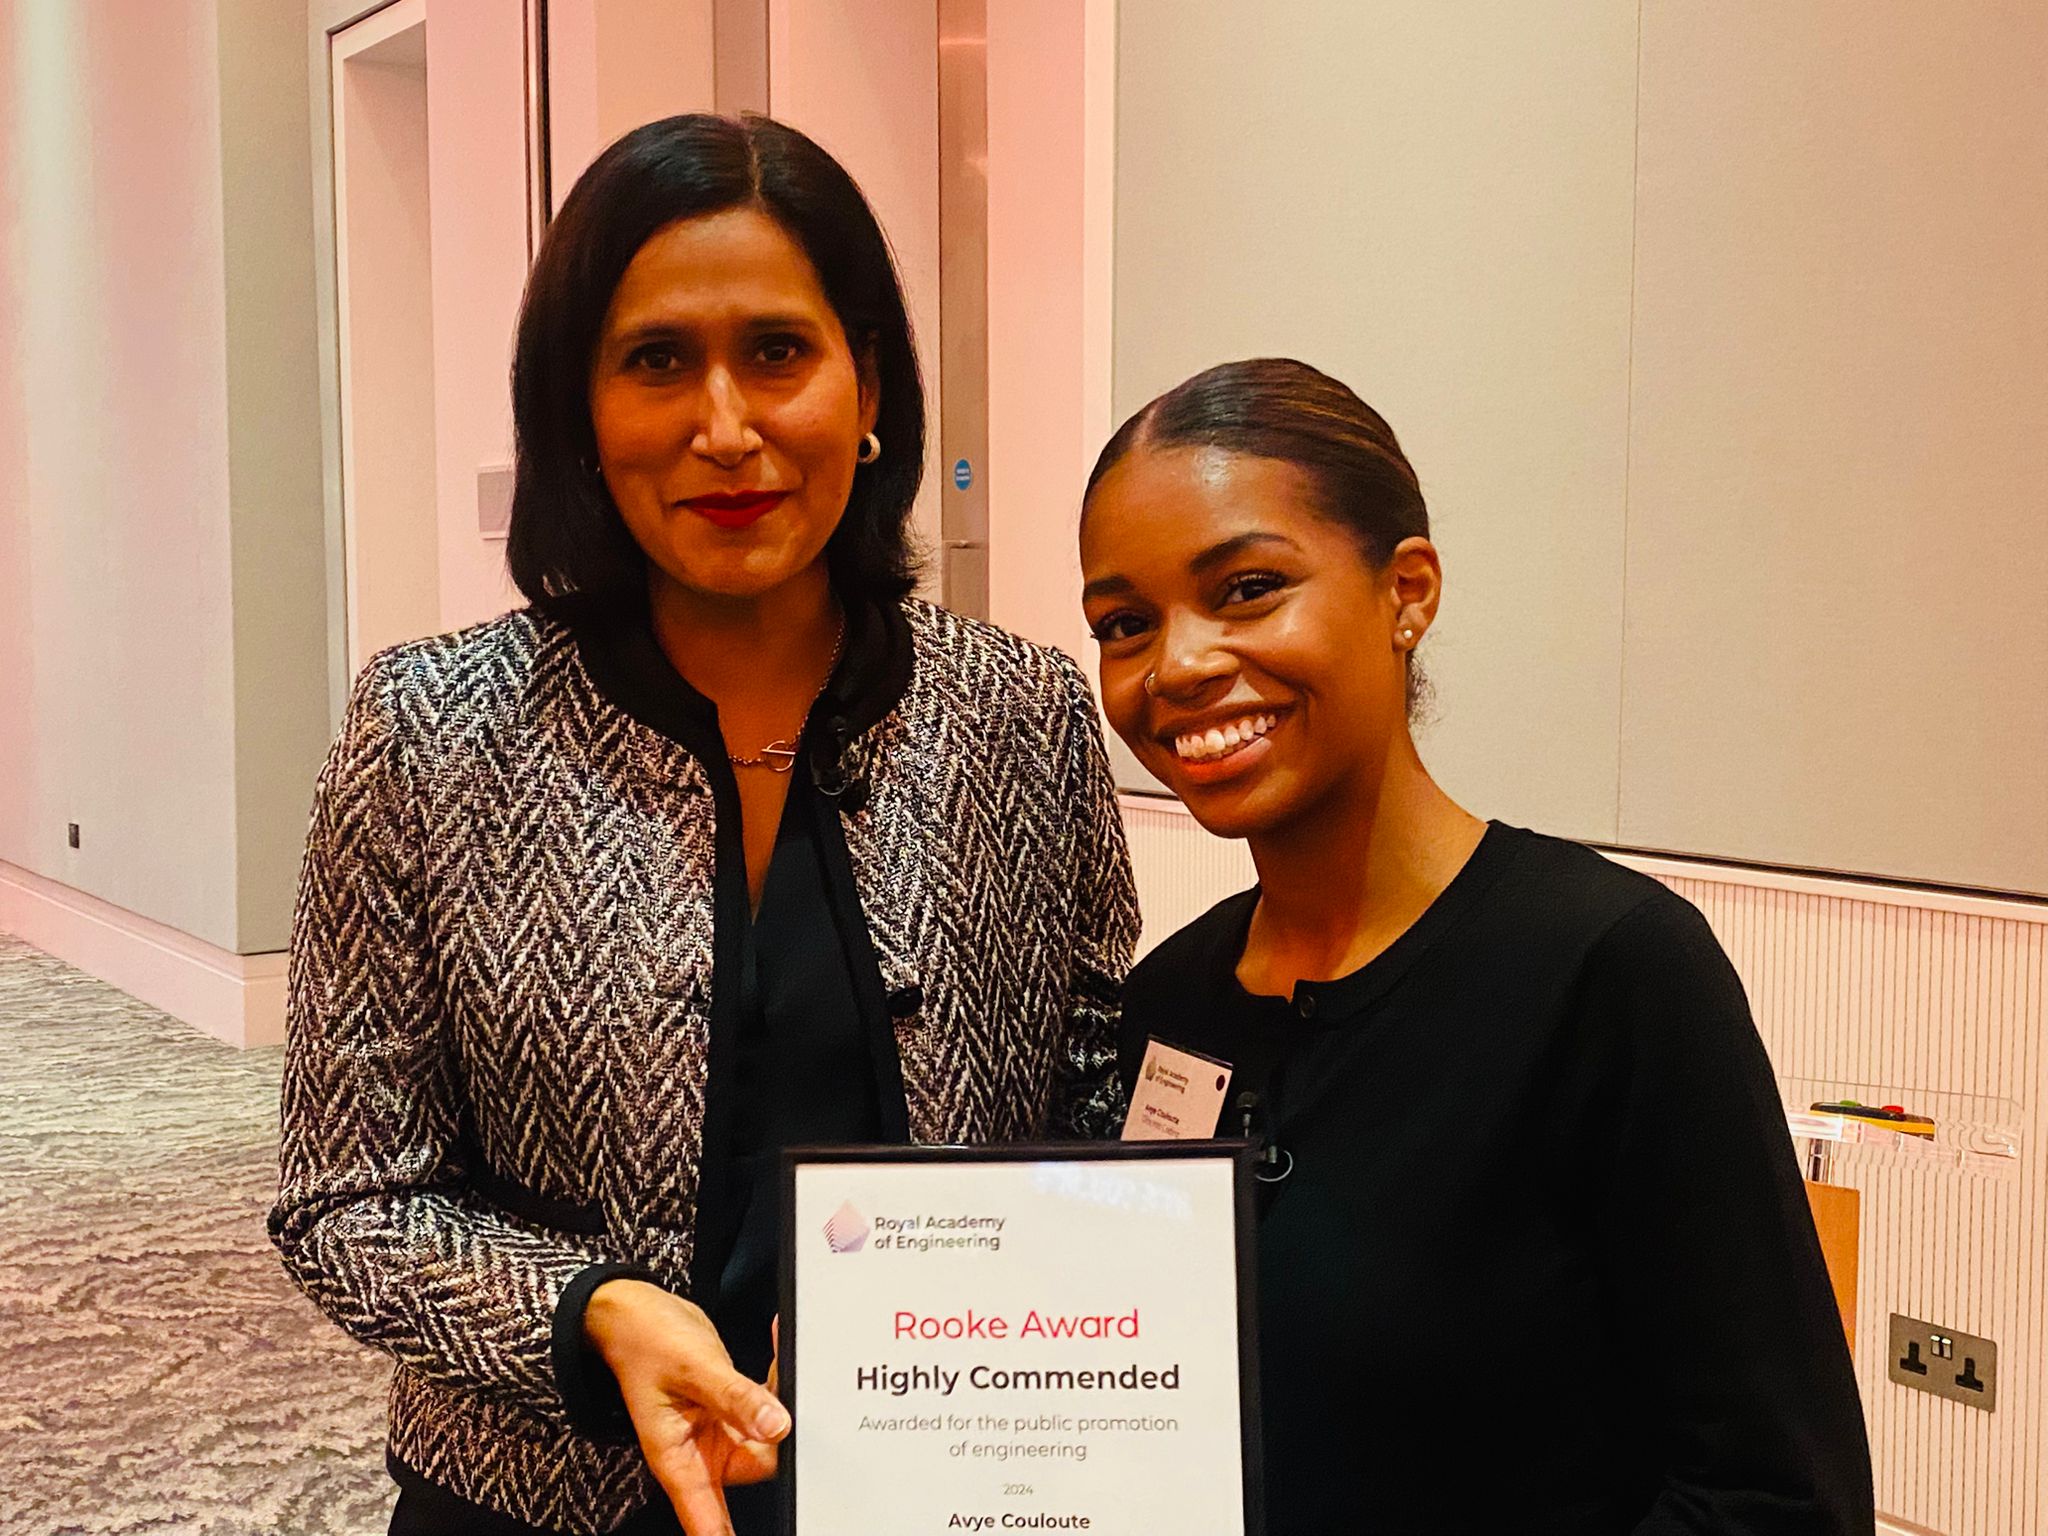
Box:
1122 1038 1233 1142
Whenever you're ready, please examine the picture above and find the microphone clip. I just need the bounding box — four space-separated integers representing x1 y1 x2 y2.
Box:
809 714 870 814
1237 1091 1293 1185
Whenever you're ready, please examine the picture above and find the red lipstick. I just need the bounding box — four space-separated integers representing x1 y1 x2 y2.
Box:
684 490 789 530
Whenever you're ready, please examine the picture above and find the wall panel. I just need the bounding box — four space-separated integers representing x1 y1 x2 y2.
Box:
1112 0 1639 843
1112 0 2048 897
0 0 241 949
1653 867 2045 1536
1619 2 2048 896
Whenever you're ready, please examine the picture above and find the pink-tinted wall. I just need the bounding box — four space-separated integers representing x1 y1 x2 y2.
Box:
548 0 715 196
421 0 527 636
985 0 1105 660
770 0 943 575
0 0 1102 965
0 2 28 837
0 0 241 947
1 0 326 955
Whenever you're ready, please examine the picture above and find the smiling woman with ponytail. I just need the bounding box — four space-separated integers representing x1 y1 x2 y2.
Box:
1080 357 1873 1536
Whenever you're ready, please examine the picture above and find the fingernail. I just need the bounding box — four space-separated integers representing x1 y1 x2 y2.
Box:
754 1401 791 1439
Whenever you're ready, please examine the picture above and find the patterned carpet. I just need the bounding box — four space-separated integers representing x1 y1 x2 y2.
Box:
0 935 390 1535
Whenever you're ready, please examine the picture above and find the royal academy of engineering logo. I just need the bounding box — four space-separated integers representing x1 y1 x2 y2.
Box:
823 1199 871 1254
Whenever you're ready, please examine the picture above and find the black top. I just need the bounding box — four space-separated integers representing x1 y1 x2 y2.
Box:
395 600 908 1536
718 765 883 1377
1118 823 1874 1536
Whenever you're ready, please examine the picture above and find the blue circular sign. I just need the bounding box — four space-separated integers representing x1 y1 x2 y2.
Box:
952 458 974 491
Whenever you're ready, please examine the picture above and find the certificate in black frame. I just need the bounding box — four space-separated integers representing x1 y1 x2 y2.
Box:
777 1139 1264 1536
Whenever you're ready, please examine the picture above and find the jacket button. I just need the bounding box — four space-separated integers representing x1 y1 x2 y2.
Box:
1297 991 1318 1020
887 984 924 1021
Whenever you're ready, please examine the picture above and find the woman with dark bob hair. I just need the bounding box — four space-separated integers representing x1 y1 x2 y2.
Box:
273 114 1136 1536
1081 359 1873 1535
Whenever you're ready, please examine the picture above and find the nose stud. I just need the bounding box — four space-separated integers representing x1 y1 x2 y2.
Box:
1143 672 1162 697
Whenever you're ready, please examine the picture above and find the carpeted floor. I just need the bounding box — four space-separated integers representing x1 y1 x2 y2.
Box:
0 934 390 1535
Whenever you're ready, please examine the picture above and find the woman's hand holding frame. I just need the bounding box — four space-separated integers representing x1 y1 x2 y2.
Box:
584 1279 790 1535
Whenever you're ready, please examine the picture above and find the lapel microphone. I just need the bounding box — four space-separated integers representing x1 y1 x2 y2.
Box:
810 713 871 814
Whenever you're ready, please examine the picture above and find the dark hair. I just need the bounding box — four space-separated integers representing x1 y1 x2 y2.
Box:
507 114 925 616
1085 357 1427 561
1084 358 1433 714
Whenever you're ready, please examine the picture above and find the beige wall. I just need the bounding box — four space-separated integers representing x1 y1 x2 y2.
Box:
0 0 324 955
1113 0 1640 838
1617 1 2048 894
1112 0 2048 896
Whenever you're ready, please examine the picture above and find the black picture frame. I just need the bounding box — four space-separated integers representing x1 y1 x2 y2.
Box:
777 1140 1264 1536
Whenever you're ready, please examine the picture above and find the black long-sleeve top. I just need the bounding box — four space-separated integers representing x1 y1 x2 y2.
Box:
1118 822 1874 1536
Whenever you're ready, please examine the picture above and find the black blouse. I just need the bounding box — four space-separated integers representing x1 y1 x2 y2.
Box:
719 764 883 1376
1117 822 1874 1536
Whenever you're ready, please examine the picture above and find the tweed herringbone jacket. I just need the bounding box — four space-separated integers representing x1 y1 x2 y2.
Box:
270 600 1138 1533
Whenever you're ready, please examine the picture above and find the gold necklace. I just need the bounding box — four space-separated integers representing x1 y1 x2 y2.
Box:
726 617 846 774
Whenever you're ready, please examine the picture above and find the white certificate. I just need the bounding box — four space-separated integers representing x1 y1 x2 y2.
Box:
781 1144 1262 1536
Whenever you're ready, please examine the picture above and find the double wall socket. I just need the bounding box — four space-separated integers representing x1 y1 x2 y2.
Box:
1888 1313 1997 1412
